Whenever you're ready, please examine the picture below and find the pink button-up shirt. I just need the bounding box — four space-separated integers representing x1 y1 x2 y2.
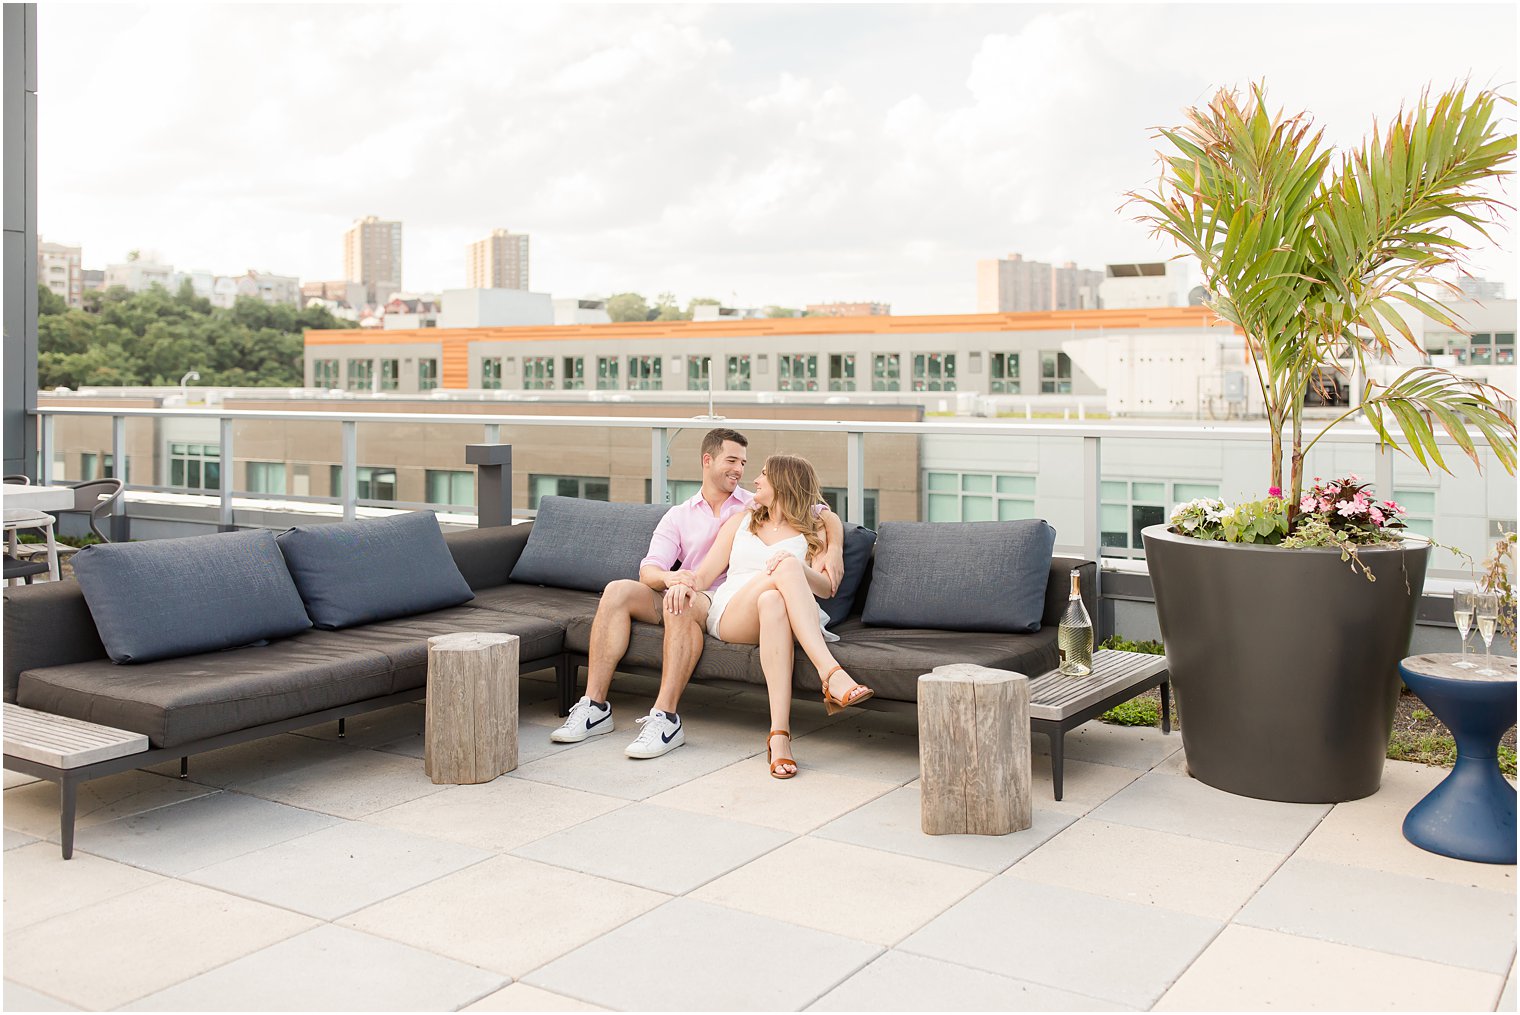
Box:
639 488 756 591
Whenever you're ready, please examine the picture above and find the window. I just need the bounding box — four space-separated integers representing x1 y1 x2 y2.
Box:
346 359 374 392
1102 480 1218 556
1497 332 1516 366
1304 368 1350 407
1393 488 1436 538
687 356 712 391
329 465 397 501
244 461 286 495
912 352 957 392
562 356 586 390
829 354 856 392
529 474 610 510
779 354 819 392
596 356 620 390
313 359 339 388
820 487 879 530
425 469 475 507
1040 352 1072 394
523 356 555 390
726 355 751 391
991 353 1020 394
926 472 1034 522
481 357 503 390
418 359 439 391
169 443 221 492
644 478 703 505
80 453 104 482
872 353 901 392
1467 332 1515 367
627 355 663 390
378 359 399 391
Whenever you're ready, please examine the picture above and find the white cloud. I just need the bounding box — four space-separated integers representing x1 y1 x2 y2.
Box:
36 3 1516 313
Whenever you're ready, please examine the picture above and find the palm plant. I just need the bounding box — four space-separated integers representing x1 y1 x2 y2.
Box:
1130 83 1517 516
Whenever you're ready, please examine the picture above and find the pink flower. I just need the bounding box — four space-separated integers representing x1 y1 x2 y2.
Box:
1326 484 1341 497
1369 506 1385 525
1383 500 1405 514
1299 494 1318 513
1319 498 1335 513
1346 473 1361 482
1268 486 1282 498
1337 500 1367 517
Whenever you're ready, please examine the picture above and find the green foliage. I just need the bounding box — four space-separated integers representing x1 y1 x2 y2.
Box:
1099 698 1161 727
1130 83 1517 507
1170 496 1290 544
1386 731 1458 768
1099 635 1165 655
605 292 651 322
1500 747 1517 779
37 284 69 316
1410 709 1432 722
36 283 347 388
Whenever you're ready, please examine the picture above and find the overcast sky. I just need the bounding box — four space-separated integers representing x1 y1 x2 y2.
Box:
36 2 1518 314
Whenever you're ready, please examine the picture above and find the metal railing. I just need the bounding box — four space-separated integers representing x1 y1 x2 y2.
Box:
32 404 1503 587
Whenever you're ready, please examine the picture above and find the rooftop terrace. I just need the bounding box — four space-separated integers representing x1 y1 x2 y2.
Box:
4 668 1515 1011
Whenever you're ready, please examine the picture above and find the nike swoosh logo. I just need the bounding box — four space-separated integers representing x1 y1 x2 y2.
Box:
585 712 610 730
661 726 681 743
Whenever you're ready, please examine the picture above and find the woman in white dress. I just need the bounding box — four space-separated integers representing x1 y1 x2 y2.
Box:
664 454 874 779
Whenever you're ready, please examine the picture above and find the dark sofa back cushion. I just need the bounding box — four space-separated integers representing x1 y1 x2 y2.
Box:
445 523 534 590
277 511 474 629
3 581 108 702
73 529 313 663
510 497 670 593
862 519 1057 633
819 524 877 627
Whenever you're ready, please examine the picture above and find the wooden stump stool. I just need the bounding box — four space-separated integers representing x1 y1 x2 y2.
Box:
918 663 1032 836
425 632 519 785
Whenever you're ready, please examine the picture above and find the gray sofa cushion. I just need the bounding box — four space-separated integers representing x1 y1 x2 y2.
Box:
15 633 397 748
861 520 1056 633
562 616 760 683
510 497 670 593
819 524 877 627
470 583 604 629
790 619 1059 702
308 606 565 694
71 530 312 664
276 511 474 629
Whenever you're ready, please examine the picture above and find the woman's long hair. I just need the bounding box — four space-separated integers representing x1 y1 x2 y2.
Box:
749 454 826 562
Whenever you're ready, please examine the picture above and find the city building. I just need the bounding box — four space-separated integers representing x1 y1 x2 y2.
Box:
976 254 1103 313
382 294 441 330
233 269 301 306
103 253 174 293
343 215 402 304
37 238 82 308
439 289 554 328
466 229 530 290
1458 276 1508 302
1099 261 1189 309
172 268 216 303
301 280 370 311
80 268 105 293
692 304 765 321
806 301 891 317
552 297 611 325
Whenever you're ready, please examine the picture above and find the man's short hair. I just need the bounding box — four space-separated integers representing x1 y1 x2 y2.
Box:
701 428 748 461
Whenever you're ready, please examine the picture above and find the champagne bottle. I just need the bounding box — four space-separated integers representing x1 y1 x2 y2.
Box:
1058 569 1093 677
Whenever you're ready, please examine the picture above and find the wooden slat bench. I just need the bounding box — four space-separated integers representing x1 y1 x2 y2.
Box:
1027 649 1171 800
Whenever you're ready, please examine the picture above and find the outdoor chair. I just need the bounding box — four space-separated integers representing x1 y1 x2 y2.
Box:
3 474 31 485
3 509 59 583
63 478 125 542
3 552 49 584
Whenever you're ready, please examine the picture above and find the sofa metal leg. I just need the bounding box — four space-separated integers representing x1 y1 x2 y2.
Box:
179 757 188 779
1050 731 1065 802
338 718 346 738
60 777 77 860
555 657 576 717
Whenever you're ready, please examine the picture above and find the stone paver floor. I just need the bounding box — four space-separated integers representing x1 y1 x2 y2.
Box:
4 670 1515 1011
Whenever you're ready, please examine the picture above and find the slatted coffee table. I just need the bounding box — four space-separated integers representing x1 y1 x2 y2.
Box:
1027 649 1170 800
3 703 150 859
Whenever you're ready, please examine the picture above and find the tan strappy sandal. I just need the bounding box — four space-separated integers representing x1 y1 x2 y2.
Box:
767 730 797 779
821 665 874 715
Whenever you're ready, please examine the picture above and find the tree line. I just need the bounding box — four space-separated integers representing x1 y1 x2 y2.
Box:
36 282 349 389
605 291 805 322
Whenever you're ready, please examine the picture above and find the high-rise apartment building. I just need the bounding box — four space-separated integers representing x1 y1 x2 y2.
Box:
806 301 891 317
344 216 402 304
467 229 530 290
976 254 1103 312
37 238 83 308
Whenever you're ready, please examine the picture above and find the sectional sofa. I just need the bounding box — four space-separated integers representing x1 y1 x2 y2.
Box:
3 498 1093 856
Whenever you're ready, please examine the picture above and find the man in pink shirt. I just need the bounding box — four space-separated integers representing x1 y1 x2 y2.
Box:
552 428 844 758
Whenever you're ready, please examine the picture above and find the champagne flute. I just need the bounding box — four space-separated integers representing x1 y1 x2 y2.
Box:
1474 592 1500 676
1452 589 1476 668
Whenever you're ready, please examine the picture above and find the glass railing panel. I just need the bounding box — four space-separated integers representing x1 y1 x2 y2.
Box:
354 418 487 512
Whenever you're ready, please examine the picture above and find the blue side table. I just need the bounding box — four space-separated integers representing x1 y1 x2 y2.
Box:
1398 653 1517 865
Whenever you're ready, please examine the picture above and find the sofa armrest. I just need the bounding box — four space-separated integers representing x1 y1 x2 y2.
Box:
3 582 109 704
445 522 534 591
1043 556 1097 631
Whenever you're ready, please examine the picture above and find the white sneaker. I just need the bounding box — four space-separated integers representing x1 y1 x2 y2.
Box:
624 708 684 759
550 696 614 743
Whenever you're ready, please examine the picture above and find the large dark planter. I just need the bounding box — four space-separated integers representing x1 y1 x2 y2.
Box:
1142 524 1429 804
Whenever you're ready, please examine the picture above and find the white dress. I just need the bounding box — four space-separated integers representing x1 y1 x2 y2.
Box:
706 513 838 642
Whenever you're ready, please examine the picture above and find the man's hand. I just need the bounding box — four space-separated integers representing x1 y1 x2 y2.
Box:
664 582 694 616
817 546 844 596
663 568 698 591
